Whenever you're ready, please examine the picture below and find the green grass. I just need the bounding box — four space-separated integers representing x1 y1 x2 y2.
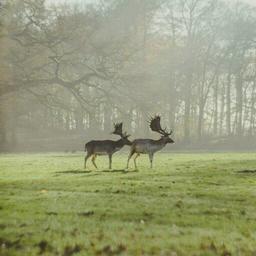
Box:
0 152 256 256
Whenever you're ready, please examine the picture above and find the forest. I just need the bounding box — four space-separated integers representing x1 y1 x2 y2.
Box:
0 0 255 151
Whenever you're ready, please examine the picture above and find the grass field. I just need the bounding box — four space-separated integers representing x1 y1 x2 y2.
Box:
0 152 256 256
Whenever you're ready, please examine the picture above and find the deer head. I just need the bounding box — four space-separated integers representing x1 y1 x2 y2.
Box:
112 123 132 145
149 115 174 143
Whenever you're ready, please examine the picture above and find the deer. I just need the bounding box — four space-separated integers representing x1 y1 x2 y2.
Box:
127 115 174 169
84 123 131 170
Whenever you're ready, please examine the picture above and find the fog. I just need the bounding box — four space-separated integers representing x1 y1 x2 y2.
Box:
0 0 255 152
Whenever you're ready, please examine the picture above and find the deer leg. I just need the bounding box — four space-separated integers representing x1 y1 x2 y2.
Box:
108 154 112 169
134 153 140 170
127 150 135 169
91 154 98 169
84 153 91 169
148 153 154 168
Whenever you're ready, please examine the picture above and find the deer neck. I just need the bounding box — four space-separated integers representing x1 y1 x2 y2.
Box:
115 138 125 148
155 137 168 148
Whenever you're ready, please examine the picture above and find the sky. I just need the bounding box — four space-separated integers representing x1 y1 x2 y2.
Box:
244 0 256 4
47 0 256 6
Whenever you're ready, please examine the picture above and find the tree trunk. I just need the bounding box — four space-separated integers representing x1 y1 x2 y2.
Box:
213 78 219 135
226 69 232 136
103 103 112 133
219 80 225 136
197 100 204 140
235 74 243 136
184 74 192 142
249 81 256 136
0 101 7 151
75 109 84 132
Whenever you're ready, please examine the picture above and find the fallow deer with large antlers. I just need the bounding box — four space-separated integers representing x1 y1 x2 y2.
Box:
127 116 174 169
84 123 131 169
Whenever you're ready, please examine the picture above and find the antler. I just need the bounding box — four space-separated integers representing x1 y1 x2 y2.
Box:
149 115 173 136
112 122 131 138
112 122 123 136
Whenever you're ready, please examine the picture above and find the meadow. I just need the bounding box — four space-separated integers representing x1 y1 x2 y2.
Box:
0 152 256 256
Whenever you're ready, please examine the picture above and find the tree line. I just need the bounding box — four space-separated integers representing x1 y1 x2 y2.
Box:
0 0 255 151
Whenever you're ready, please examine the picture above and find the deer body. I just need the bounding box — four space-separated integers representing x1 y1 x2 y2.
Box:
131 138 167 154
84 123 131 169
127 116 174 169
85 139 125 155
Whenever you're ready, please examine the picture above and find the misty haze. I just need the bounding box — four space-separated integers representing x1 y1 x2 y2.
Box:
0 0 256 255
0 0 255 152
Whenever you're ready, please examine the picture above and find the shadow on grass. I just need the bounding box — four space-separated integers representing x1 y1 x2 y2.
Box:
54 169 139 175
237 169 256 174
47 154 80 158
55 170 92 174
102 169 139 173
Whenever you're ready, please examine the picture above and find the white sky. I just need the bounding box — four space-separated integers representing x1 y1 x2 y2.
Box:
230 0 256 6
47 0 256 6
243 0 256 5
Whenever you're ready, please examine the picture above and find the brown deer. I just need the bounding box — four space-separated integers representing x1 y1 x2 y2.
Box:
127 116 174 169
84 123 131 169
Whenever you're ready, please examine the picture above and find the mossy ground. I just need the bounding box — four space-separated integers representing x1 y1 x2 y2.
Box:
0 152 256 256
